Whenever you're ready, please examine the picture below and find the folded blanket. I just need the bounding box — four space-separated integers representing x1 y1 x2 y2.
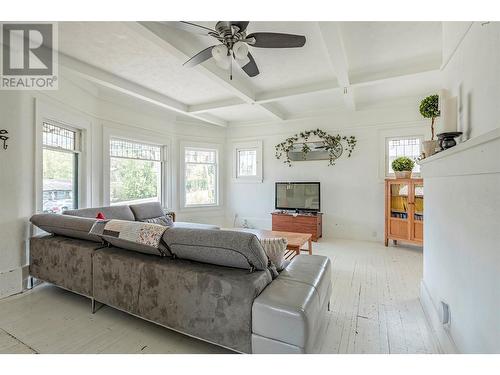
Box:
90 219 170 256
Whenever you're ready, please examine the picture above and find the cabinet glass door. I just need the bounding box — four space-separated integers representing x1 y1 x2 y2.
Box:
390 183 409 220
411 182 424 242
413 183 424 221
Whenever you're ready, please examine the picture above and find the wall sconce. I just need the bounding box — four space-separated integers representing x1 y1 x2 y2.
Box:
0 129 9 150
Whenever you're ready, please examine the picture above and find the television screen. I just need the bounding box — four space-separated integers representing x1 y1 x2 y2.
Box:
275 182 320 212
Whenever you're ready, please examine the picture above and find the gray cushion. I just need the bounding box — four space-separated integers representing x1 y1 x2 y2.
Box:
63 205 135 221
129 202 164 221
173 222 220 230
89 220 171 257
162 228 271 272
30 213 101 242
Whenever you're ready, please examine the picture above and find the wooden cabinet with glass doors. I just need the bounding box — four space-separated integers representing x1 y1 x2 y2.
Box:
384 178 423 246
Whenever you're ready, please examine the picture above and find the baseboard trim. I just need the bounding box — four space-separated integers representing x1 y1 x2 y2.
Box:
420 280 459 354
0 267 23 300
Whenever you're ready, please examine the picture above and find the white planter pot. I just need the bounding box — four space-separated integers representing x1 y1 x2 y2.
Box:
422 140 438 157
395 171 412 179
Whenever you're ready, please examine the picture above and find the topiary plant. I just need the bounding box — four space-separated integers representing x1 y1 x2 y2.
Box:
419 94 440 140
392 156 415 172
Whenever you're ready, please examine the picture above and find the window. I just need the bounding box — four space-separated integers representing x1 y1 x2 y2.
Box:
42 122 80 214
386 136 422 176
109 138 163 205
237 149 257 177
184 147 218 207
232 140 263 182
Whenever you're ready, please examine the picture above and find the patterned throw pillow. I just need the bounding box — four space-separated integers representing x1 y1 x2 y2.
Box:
89 219 170 256
260 237 288 271
142 215 174 227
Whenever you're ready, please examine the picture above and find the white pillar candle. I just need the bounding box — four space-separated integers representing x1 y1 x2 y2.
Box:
441 96 458 133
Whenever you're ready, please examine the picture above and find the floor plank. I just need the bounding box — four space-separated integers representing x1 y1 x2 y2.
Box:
0 238 439 354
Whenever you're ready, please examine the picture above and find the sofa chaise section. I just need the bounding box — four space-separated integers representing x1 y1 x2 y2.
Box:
252 255 332 353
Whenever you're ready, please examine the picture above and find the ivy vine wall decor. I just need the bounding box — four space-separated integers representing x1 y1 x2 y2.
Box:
275 129 357 166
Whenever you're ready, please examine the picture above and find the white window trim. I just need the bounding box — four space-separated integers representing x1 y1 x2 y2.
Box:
102 126 171 208
35 98 92 213
378 127 426 181
232 140 263 183
179 141 222 210
385 135 424 178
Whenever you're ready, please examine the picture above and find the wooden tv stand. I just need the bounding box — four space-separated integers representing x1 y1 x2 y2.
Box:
271 212 323 241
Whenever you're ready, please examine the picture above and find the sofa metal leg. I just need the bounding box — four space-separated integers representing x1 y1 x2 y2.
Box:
91 298 104 314
328 301 331 312
29 276 35 289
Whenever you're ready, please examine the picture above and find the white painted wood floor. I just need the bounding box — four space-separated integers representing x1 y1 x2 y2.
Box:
0 238 439 354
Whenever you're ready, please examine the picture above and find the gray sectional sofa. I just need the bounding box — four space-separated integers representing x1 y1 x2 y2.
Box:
29 202 332 354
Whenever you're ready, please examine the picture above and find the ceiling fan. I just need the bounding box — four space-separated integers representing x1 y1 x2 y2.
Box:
164 21 306 79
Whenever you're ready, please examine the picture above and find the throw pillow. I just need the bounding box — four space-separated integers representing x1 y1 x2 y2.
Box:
142 214 174 227
260 237 288 271
96 212 106 220
89 219 171 257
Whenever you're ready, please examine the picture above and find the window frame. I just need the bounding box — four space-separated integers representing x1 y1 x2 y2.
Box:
35 98 92 214
385 135 423 177
232 140 263 183
41 122 82 212
102 126 171 208
180 141 221 209
108 137 166 206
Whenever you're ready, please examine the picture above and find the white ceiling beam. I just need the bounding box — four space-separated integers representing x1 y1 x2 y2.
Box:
350 68 442 88
184 64 439 114
129 22 286 121
188 98 245 114
317 22 356 111
188 81 340 113
255 80 340 104
59 53 227 127
258 103 287 121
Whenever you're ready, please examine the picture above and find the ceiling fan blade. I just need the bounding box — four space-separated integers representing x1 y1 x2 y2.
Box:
247 32 306 48
162 21 216 35
240 52 259 77
231 21 250 32
183 46 215 68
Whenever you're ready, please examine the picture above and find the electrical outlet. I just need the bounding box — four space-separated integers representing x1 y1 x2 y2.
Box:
440 301 450 325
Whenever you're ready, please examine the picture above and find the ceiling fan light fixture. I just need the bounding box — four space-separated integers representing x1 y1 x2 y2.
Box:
233 41 249 60
171 21 307 79
211 44 228 62
215 55 231 70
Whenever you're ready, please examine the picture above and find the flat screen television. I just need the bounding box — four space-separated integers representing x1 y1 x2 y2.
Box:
275 182 320 212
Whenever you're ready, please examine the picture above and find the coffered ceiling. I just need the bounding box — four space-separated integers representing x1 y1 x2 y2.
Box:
57 21 443 127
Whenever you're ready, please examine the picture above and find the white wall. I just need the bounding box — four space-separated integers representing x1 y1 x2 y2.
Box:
441 22 500 139
0 91 35 298
225 105 429 241
420 22 500 353
0 71 226 299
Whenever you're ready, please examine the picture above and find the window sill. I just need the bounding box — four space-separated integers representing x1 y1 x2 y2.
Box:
179 205 224 213
232 178 263 184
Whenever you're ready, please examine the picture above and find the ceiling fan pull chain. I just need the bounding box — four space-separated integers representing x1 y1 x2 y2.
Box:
230 57 233 80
